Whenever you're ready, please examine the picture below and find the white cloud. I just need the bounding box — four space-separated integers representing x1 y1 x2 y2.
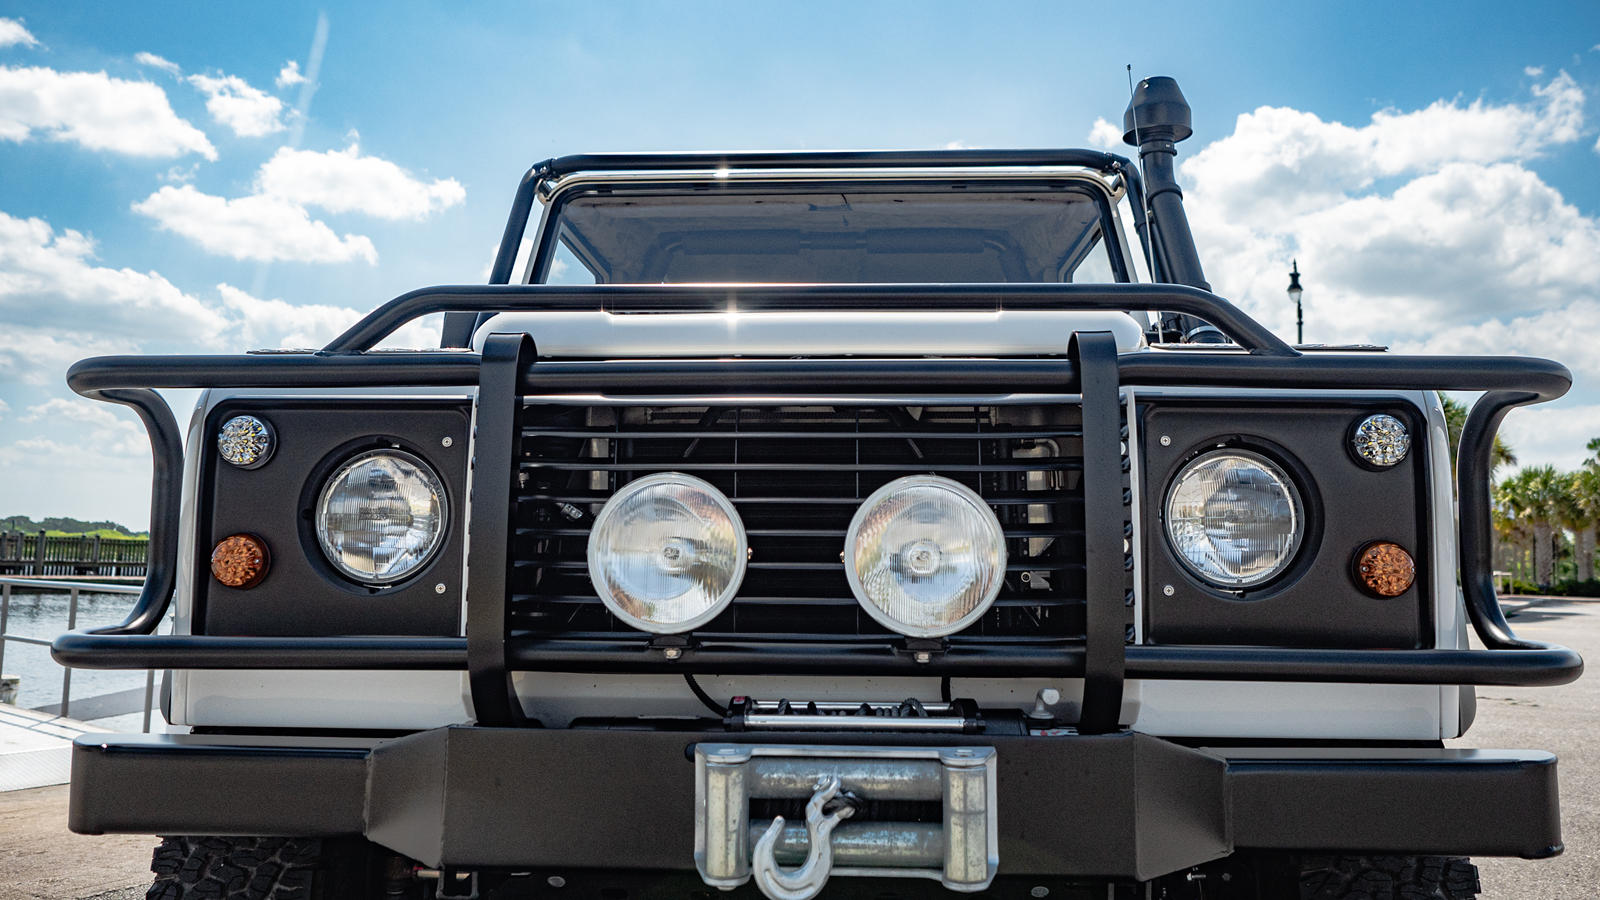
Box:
187 71 284 137
134 52 179 75
1086 116 1124 150
0 65 215 158
0 17 37 48
0 209 224 355
1179 72 1594 348
1171 69 1600 475
1183 72 1583 226
0 398 10 420
256 143 465 220
1524 65 1545 78
215 284 440 350
131 185 377 264
275 59 305 88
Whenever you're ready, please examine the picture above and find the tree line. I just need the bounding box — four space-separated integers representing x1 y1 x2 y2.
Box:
1447 394 1600 593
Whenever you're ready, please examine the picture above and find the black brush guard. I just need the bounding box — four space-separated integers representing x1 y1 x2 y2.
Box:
50 282 1583 734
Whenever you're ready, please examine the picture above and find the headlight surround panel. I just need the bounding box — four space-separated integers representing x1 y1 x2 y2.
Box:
198 400 469 637
1140 400 1431 649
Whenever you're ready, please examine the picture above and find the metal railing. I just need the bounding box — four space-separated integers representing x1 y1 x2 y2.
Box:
0 531 150 578
0 576 155 732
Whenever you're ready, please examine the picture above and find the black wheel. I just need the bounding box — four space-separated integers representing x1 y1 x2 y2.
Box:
146 836 412 900
1297 855 1480 900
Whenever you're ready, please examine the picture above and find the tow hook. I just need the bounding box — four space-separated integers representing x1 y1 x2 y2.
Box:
750 775 860 900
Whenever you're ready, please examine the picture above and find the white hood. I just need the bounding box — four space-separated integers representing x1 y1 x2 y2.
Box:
473 310 1147 358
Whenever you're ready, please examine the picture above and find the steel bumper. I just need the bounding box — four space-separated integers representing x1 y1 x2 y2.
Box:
69 727 1562 880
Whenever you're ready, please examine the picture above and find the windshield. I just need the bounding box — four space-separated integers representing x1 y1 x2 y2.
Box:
535 185 1124 284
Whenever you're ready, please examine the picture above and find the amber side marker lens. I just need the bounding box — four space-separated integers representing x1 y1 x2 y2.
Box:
211 534 270 589
1353 541 1415 598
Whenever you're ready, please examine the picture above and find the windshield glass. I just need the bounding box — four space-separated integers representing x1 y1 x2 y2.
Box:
537 185 1122 284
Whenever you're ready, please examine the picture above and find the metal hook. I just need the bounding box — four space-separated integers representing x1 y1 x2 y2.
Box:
750 775 856 900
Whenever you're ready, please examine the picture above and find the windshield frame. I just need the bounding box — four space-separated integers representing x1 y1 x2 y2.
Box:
522 169 1138 287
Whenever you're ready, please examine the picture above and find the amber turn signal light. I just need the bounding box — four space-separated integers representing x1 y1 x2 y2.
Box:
211 534 270 589
1353 541 1414 598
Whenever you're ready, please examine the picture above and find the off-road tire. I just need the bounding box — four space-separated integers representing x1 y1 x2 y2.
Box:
1297 855 1480 899
147 836 384 900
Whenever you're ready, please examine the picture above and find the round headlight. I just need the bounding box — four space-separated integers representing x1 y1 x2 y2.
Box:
315 449 448 585
1164 450 1303 589
587 472 747 634
844 475 1007 638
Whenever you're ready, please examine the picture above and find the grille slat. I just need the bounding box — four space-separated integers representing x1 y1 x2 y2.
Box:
509 403 1087 644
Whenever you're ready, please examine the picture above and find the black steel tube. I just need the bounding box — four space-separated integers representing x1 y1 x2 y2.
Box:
1459 390 1569 652
540 149 1130 179
48 633 1583 687
67 353 482 394
71 389 181 636
521 358 1078 394
1072 332 1127 733
52 633 468 669
323 283 1296 357
466 334 536 726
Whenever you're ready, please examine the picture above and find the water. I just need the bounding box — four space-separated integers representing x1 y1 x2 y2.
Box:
1 587 154 722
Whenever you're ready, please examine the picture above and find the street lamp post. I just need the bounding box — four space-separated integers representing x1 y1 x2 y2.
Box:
1287 259 1304 345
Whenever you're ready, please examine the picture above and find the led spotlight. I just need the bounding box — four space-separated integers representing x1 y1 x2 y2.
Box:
1351 414 1410 468
217 415 275 469
587 473 747 634
844 475 1007 638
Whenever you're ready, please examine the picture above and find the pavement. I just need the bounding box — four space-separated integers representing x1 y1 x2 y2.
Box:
1454 596 1600 898
0 597 1595 899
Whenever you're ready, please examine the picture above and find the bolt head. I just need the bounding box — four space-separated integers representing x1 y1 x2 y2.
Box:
913 650 932 664
441 436 454 448
1159 434 1172 447
435 583 447 595
663 646 683 660
547 876 566 888
1031 888 1050 899
1162 584 1175 597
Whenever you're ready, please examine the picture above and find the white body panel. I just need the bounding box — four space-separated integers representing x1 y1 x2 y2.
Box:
170 344 1465 741
473 309 1147 357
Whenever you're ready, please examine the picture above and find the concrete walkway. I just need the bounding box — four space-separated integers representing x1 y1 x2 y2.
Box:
0 704 94 793
0 784 153 899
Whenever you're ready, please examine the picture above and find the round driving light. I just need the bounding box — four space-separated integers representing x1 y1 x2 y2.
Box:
844 475 1007 638
1354 541 1415 597
316 449 448 585
1351 413 1410 467
1164 450 1303 589
217 415 274 469
211 533 270 588
587 472 747 634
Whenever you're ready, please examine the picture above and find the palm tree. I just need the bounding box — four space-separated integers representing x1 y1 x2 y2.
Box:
1498 465 1565 589
1441 395 1517 482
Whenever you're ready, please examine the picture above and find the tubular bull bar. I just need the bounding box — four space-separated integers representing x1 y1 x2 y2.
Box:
54 282 1581 881
52 284 1582 724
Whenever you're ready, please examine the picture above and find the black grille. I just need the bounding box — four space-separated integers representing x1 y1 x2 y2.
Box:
509 403 1086 645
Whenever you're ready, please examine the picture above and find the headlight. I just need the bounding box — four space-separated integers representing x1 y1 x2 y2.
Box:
1164 449 1303 588
315 449 449 585
587 472 747 634
844 475 1007 638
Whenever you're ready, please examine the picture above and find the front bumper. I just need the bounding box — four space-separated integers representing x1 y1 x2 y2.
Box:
69 727 1563 881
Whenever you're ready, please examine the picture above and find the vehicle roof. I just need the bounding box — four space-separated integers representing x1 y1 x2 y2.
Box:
533 148 1133 180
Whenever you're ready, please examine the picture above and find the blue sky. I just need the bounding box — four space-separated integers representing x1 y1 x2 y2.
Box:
2 1 1599 527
